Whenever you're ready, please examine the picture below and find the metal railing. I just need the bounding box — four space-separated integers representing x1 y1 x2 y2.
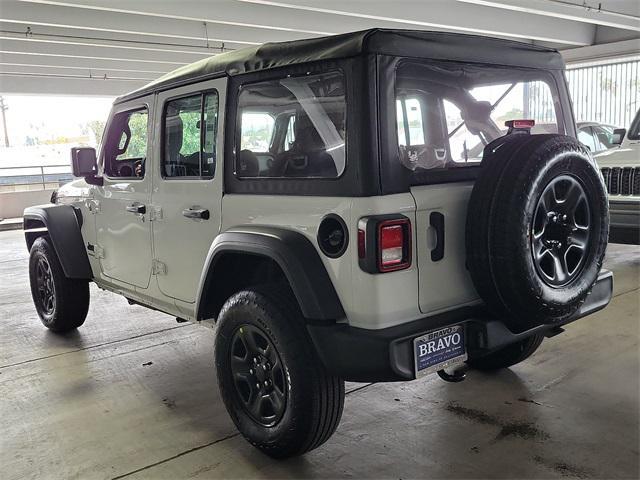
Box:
0 164 73 192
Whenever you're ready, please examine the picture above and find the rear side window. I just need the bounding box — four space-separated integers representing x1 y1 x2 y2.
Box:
235 71 346 179
395 61 562 171
163 91 219 179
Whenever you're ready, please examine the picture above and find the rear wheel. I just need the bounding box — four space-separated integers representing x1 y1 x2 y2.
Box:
468 334 545 371
214 285 344 458
28 236 90 333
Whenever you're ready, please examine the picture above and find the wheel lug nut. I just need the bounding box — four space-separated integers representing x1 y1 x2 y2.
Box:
253 357 258 364
256 383 260 389
249 369 254 375
264 380 269 386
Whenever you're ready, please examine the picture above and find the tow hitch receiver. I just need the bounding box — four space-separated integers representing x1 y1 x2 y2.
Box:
437 365 469 383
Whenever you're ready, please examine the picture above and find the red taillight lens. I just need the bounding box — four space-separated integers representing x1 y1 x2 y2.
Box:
378 219 411 272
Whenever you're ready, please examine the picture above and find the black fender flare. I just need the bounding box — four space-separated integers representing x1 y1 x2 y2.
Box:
23 204 93 280
196 226 345 321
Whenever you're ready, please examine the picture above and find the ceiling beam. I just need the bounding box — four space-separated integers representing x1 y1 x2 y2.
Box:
562 38 640 66
0 36 211 64
0 51 177 73
0 73 146 95
456 0 640 32
1 0 311 48
21 0 594 45
0 63 159 79
237 0 594 45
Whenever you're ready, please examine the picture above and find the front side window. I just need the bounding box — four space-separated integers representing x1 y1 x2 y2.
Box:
395 61 562 172
236 71 346 178
163 91 219 178
103 108 148 178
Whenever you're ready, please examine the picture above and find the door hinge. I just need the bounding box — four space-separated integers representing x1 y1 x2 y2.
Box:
152 259 167 275
149 206 163 221
87 243 105 259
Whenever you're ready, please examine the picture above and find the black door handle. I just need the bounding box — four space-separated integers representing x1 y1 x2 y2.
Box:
182 207 210 220
430 212 445 262
125 203 146 214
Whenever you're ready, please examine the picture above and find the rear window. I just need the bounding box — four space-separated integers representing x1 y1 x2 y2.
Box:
395 61 562 171
235 71 346 178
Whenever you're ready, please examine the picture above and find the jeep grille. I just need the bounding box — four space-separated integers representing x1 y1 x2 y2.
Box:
601 167 640 196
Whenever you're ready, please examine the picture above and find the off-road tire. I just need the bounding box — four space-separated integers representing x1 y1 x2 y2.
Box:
214 284 345 459
28 236 90 332
468 333 545 371
466 134 608 331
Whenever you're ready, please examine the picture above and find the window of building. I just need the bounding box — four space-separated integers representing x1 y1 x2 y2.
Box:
163 91 218 178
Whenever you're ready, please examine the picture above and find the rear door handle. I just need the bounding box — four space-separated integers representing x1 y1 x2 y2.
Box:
430 212 445 262
125 203 146 214
182 207 210 220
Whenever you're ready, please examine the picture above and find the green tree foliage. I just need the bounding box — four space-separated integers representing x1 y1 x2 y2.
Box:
117 111 147 159
86 119 106 146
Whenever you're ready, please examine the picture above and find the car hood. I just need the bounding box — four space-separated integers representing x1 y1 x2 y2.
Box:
594 147 639 168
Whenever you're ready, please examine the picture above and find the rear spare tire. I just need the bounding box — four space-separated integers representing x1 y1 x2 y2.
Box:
466 134 608 331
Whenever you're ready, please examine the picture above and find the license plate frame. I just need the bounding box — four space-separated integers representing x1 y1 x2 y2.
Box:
413 324 467 378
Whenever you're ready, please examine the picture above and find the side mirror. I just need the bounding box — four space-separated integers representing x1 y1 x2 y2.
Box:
71 147 102 185
612 128 626 145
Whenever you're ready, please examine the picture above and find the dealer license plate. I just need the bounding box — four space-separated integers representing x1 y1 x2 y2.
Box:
413 324 467 378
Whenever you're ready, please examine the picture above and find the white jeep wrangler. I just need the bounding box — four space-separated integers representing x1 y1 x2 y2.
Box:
24 29 612 458
594 108 640 244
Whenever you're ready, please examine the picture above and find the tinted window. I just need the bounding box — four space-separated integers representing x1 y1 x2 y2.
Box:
163 91 218 178
395 62 561 171
236 71 346 178
104 108 148 178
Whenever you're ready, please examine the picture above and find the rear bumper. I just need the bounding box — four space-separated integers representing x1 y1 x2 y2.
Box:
307 270 613 382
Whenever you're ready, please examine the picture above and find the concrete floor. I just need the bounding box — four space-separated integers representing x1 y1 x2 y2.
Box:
1 228 638 480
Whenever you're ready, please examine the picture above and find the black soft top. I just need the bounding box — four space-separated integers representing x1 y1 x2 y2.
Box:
116 28 564 104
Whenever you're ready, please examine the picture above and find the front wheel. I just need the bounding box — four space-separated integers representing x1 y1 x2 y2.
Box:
28 236 90 333
214 285 344 458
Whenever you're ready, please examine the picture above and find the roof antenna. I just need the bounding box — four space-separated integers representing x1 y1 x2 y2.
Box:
220 42 225 53
25 26 32 37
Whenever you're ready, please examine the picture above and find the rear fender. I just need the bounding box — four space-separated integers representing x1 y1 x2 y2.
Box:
196 226 345 322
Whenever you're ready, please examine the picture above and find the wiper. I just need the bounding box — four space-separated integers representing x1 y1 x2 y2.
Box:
448 82 518 139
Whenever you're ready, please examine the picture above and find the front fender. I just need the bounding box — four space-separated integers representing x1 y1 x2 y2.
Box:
196 226 345 321
23 204 92 280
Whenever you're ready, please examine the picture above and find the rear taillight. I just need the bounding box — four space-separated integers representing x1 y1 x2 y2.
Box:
358 215 411 273
378 219 411 272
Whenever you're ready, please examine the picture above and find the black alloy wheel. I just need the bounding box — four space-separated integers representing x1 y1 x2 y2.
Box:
531 175 591 287
28 236 90 332
35 256 56 315
214 285 345 458
229 324 287 427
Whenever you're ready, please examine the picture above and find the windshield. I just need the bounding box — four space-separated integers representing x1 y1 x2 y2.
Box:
627 109 640 140
395 61 562 171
